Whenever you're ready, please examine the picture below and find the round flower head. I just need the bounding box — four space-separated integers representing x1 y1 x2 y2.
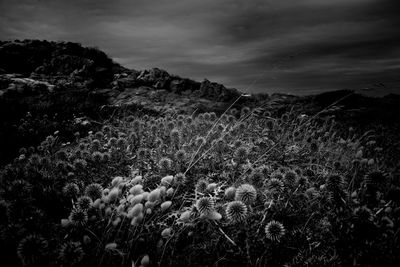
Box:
91 139 101 151
250 171 264 187
354 206 373 222
195 179 208 193
196 197 215 214
92 151 103 162
116 137 128 149
326 175 346 192
77 196 93 210
284 170 298 185
175 149 186 162
224 187 237 200
235 147 249 163
108 137 118 147
85 183 103 200
226 201 248 223
102 152 110 162
58 241 84 266
95 131 104 140
174 173 186 184
63 183 79 198
266 178 284 194
17 235 48 266
159 157 172 172
265 220 285 242
69 208 88 227
235 184 257 204
73 159 87 169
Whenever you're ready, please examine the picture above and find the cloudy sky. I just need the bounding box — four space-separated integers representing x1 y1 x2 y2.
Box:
1 0 400 95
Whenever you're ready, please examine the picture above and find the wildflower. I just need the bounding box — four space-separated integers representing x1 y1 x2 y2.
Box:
284 170 298 185
63 183 79 198
92 151 103 162
148 188 161 202
141 255 150 267
354 206 373 222
224 187 236 200
196 197 215 214
130 184 143 195
111 176 124 187
174 173 186 184
161 201 172 211
84 183 103 200
159 157 172 173
235 184 257 205
77 196 93 210
69 208 88 227
226 201 248 223
161 227 172 238
195 179 208 193
175 149 186 162
59 242 84 266
265 220 285 242
266 178 284 194
234 147 249 163
17 235 48 266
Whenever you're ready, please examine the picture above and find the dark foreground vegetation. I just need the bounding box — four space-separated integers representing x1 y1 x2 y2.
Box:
1 40 400 266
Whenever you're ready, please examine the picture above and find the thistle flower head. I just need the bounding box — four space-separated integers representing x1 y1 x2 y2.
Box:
17 235 48 266
174 173 186 184
354 206 373 222
92 151 103 162
326 175 346 191
234 146 249 162
235 184 257 204
58 242 84 266
159 157 172 173
69 208 88 227
196 197 215 214
195 179 208 193
226 201 248 223
284 170 298 185
94 131 104 140
85 183 103 200
175 149 186 162
63 183 79 198
196 136 206 147
91 139 101 151
108 137 118 147
266 178 284 194
265 220 285 242
77 196 93 210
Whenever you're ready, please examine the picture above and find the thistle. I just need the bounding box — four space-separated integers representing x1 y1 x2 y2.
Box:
235 184 257 204
196 197 215 214
17 235 48 266
58 241 84 266
69 208 88 227
234 147 249 163
84 183 103 200
226 201 248 223
63 183 80 198
159 157 172 173
265 178 284 195
77 196 93 210
265 220 285 242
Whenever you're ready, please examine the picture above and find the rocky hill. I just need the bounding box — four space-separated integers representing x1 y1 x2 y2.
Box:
1 39 400 164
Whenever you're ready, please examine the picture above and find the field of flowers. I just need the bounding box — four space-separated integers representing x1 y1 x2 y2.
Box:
1 106 399 267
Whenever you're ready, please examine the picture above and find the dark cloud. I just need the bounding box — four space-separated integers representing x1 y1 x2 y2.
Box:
0 0 399 95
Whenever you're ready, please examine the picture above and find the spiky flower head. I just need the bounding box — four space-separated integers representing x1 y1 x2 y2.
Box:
94 131 104 140
91 139 101 151
234 146 249 163
266 178 284 194
235 184 257 204
63 183 79 198
174 173 186 184
326 175 346 192
195 179 208 193
265 220 285 242
69 208 88 227
92 151 103 162
73 159 87 169
77 196 93 210
84 183 103 200
250 171 264 187
226 201 248 223
175 149 186 162
58 241 84 266
354 206 373 222
284 170 298 185
159 157 172 173
17 235 48 266
196 197 215 214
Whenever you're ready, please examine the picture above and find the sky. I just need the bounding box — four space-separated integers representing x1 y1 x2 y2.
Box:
0 0 400 95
